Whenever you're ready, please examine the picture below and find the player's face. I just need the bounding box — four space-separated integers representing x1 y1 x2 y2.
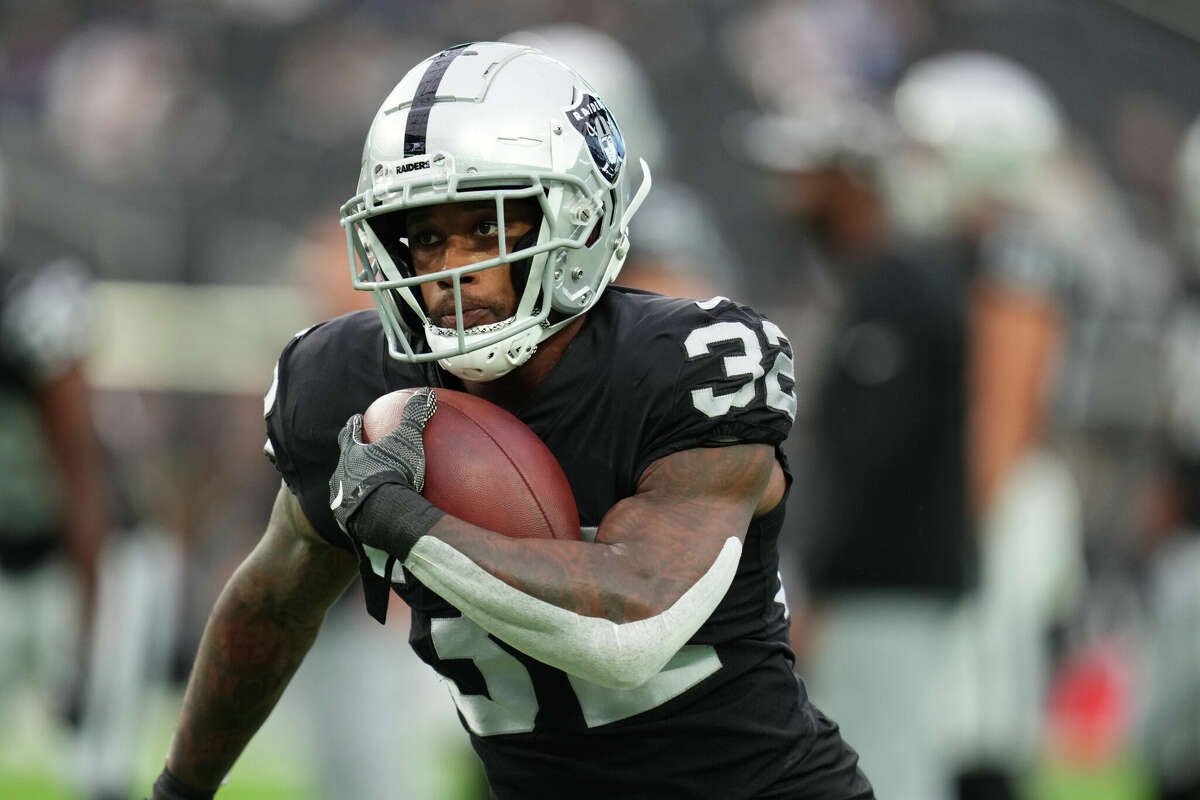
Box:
407 198 541 329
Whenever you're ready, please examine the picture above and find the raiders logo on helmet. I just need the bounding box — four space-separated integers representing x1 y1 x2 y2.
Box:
564 93 625 184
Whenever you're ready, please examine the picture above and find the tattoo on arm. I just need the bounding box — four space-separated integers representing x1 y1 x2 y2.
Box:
166 486 357 789
426 443 776 624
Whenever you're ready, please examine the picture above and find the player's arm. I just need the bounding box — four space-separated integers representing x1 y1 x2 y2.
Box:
415 441 782 622
35 364 107 643
333 392 783 688
968 281 1060 515
157 484 358 796
387 445 778 690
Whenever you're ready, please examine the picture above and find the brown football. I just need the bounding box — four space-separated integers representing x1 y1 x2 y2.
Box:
362 387 581 541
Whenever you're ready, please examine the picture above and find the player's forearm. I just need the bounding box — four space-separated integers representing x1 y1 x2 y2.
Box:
417 514 687 621
353 488 697 622
416 443 769 620
38 366 108 630
351 484 678 620
401 528 742 689
62 484 106 628
395 474 752 688
351 446 767 687
968 284 1060 514
165 562 323 789
355 445 766 622
349 483 742 689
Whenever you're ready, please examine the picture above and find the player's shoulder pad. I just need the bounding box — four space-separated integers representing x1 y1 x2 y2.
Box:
263 310 388 469
979 215 1074 298
267 310 379 406
622 294 795 406
615 293 797 472
625 293 778 338
0 258 93 384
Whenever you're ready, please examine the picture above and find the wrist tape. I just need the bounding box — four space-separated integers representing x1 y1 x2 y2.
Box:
152 765 215 800
351 483 444 562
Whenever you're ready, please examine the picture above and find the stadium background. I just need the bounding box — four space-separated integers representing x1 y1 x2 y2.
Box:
1 1 1199 798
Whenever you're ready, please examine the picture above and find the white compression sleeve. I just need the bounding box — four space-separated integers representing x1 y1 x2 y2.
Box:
403 536 743 690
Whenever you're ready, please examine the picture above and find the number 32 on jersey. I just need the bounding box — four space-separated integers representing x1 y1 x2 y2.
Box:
685 298 796 420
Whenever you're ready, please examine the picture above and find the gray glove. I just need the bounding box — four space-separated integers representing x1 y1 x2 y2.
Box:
329 387 437 534
329 388 443 625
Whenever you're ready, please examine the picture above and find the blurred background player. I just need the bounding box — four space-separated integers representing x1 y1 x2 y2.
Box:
726 5 1096 796
0 227 178 798
0 134 181 797
885 51 1091 799
725 4 975 798
1137 112 1200 800
0 253 109 794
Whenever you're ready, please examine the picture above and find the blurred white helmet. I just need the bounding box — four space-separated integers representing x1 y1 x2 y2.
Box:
724 0 903 176
340 42 651 381
735 90 896 176
887 51 1064 236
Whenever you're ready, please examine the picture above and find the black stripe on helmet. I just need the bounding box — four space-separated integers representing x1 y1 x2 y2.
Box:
403 44 470 157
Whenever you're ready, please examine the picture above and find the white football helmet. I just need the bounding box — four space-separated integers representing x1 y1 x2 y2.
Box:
887 51 1063 237
340 41 652 381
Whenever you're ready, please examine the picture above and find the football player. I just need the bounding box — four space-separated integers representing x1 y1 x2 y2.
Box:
0 256 118 799
1139 112 1200 800
152 42 873 799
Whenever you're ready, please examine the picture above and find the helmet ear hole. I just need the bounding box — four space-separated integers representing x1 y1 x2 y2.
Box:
584 211 603 247
584 191 617 248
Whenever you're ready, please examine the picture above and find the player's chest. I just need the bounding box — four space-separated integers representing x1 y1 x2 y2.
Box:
516 391 648 527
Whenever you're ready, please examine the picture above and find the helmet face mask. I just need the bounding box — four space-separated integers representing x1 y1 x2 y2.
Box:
340 42 651 381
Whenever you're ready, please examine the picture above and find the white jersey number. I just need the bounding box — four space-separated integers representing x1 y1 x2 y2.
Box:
430 614 721 736
684 305 796 421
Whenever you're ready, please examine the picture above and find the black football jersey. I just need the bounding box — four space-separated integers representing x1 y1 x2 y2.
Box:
265 287 843 798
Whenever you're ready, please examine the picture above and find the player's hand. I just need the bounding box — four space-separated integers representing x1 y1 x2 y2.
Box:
329 386 437 534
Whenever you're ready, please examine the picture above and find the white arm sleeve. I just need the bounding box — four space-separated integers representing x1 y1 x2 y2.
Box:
403 535 743 690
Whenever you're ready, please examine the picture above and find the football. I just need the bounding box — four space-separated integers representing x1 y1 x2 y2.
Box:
362 388 581 541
